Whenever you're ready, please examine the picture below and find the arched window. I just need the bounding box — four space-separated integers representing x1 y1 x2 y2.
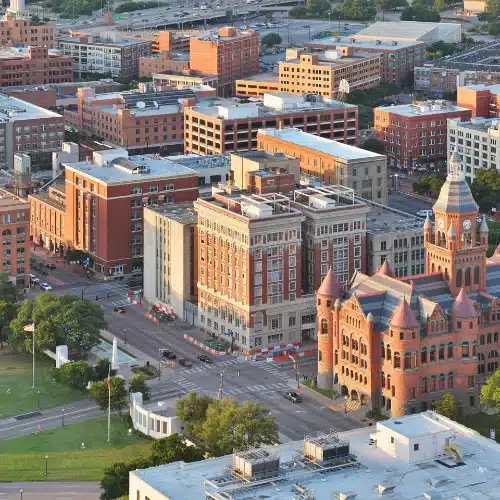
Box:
430 345 436 362
381 342 385 359
456 269 462 288
387 374 391 390
421 377 428 394
478 352 486 375
421 346 427 364
404 353 411 370
462 341 469 359
488 349 499 359
439 374 445 390
474 266 480 285
394 352 401 369
431 263 435 272
386 345 392 361
321 318 328 336
1 229 10 236
447 342 454 359
381 371 385 387
448 372 454 389
465 268 471 286
480 334 485 346
495 332 499 343
364 376 367 385
487 333 492 344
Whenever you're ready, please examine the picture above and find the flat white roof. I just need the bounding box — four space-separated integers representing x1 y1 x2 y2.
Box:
356 21 457 40
378 102 469 117
380 413 450 438
131 411 500 500
0 93 62 121
258 128 383 160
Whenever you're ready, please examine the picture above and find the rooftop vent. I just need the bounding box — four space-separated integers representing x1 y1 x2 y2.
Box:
425 476 450 488
232 447 280 482
304 431 350 464
335 492 358 500
375 483 396 496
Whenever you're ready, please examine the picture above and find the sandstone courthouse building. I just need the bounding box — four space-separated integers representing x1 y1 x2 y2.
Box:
317 152 500 417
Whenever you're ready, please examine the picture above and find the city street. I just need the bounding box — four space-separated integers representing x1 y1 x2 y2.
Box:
0 482 100 500
25 256 360 442
388 191 433 216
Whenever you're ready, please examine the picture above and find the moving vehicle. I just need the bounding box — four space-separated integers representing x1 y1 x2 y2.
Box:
179 358 193 367
252 354 267 361
416 209 433 218
162 350 177 359
45 263 56 269
284 391 302 403
197 354 212 364
30 274 39 284
40 282 52 291
114 306 126 314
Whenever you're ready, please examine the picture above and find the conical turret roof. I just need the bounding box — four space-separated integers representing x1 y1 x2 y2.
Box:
317 268 343 299
390 298 419 329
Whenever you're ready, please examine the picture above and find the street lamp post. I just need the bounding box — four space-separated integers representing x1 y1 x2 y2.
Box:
61 408 65 427
44 454 48 476
37 389 40 411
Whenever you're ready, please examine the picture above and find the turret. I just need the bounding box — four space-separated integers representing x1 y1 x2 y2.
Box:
377 260 394 277
316 268 342 391
480 214 489 247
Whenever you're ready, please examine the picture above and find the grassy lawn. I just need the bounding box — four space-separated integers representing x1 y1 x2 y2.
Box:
303 379 337 399
459 412 500 443
0 349 87 419
0 415 151 481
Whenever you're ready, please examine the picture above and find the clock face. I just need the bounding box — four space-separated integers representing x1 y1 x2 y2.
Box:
463 219 472 230
438 219 444 229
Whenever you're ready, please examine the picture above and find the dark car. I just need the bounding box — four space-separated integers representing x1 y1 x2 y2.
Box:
40 270 49 276
197 354 212 364
114 306 126 314
179 358 193 367
162 350 176 359
45 263 56 269
284 391 302 403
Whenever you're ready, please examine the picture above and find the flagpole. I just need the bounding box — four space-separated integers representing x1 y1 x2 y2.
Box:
32 323 35 389
107 365 111 443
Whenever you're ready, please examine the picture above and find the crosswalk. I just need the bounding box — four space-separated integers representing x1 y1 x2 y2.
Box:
177 358 239 375
223 381 291 396
174 377 204 393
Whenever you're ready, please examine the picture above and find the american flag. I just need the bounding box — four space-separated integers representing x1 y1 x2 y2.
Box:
23 323 34 332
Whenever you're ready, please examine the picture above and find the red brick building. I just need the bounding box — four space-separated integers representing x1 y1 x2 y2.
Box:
0 46 72 87
0 193 30 287
189 27 260 96
374 100 471 169
317 152 500 417
30 149 199 276
457 84 500 118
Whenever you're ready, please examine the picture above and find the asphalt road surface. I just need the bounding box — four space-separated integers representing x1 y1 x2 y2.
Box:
0 482 100 500
26 254 360 441
388 191 433 216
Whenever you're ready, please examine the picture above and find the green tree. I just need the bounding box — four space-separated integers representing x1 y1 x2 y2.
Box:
289 6 308 17
176 392 212 434
128 374 150 400
0 301 17 347
261 32 282 47
486 0 500 18
100 434 203 500
194 398 279 456
53 361 95 390
471 167 500 213
480 369 500 412
94 358 117 381
89 376 128 413
412 175 445 198
341 0 377 20
0 273 22 304
61 299 106 355
433 393 459 420
376 0 407 10
433 0 444 11
306 0 331 15
362 137 386 154
149 434 205 466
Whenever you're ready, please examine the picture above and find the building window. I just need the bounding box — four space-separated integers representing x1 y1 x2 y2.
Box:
414 443 419 451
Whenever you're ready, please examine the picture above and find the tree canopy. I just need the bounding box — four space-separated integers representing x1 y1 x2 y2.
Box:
100 434 204 500
471 167 500 213
412 175 445 198
176 393 279 456
128 374 151 400
0 273 22 304
401 0 441 21
340 0 377 20
433 393 460 420
261 33 282 47
480 369 500 412
362 137 386 155
376 0 407 10
9 292 106 354
89 376 128 412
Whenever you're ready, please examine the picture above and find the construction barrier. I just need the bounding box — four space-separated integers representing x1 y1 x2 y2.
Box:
252 342 300 354
270 349 316 362
183 334 228 356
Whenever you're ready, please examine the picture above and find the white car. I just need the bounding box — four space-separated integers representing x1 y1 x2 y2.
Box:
417 209 433 218
30 274 39 284
40 282 52 291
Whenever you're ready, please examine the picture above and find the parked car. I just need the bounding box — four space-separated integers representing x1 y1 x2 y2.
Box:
162 350 176 359
284 391 302 403
179 358 193 367
40 282 52 291
197 354 212 364
45 263 56 269
30 274 39 284
39 270 49 276
114 306 126 314
252 354 267 361
416 209 433 218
